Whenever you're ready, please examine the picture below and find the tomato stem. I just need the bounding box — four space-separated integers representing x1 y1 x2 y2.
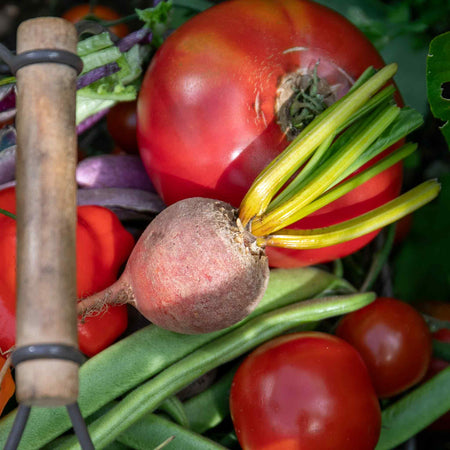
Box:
238 63 398 226
250 104 400 236
258 180 440 249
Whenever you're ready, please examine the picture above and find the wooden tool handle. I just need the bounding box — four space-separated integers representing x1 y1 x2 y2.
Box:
15 17 79 406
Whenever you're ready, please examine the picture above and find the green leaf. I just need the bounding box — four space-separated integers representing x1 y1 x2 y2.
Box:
433 339 450 361
136 1 173 47
376 366 450 449
427 31 450 148
77 32 115 57
393 173 450 301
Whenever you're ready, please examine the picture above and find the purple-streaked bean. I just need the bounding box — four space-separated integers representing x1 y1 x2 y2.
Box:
77 108 111 135
117 28 152 53
0 145 15 184
77 187 165 215
0 180 15 192
76 154 155 191
76 63 120 90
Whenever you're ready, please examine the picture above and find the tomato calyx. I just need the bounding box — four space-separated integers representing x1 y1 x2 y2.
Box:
276 63 337 140
238 64 440 251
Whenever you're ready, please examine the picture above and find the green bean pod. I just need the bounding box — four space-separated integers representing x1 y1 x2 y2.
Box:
58 291 375 449
376 366 450 450
0 267 354 449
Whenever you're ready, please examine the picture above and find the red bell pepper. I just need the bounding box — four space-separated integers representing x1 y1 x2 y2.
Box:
0 186 135 357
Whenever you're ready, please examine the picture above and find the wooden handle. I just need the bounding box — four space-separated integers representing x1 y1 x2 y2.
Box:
15 17 79 406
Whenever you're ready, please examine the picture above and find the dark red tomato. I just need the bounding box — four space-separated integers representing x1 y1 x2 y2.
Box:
107 100 139 154
137 0 403 268
62 4 129 38
230 332 381 450
336 297 432 398
418 300 450 322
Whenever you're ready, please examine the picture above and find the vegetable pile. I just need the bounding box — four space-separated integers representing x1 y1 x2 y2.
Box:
0 0 449 449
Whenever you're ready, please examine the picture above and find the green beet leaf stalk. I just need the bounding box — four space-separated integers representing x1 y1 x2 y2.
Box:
239 63 440 249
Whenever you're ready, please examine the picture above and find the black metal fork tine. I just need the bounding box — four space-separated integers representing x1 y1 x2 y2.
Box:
4 404 31 450
67 402 95 450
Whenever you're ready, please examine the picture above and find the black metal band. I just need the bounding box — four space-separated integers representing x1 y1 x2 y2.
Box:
0 43 83 75
12 343 86 366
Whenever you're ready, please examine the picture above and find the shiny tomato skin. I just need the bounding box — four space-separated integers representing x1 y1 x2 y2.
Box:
336 297 432 398
230 332 381 450
107 100 139 154
62 4 129 38
138 0 403 268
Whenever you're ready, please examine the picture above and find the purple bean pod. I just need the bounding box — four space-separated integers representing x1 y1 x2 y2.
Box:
76 63 120 90
117 28 152 53
77 187 165 221
76 154 155 191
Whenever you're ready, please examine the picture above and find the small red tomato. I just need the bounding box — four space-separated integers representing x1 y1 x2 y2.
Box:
107 100 139 154
230 332 381 450
336 297 432 398
418 300 450 322
62 4 129 38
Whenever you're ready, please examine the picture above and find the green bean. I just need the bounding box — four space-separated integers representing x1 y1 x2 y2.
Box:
49 409 224 450
376 366 450 449
116 414 227 450
157 396 189 428
0 267 352 449
61 292 375 449
183 364 238 434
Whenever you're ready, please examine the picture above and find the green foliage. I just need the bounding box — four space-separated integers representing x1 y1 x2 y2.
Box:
427 32 450 148
393 173 450 301
136 1 173 47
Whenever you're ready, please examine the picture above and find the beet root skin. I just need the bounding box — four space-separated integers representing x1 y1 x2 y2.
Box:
126 197 269 334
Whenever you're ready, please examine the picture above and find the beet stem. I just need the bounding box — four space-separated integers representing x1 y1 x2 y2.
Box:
77 274 134 319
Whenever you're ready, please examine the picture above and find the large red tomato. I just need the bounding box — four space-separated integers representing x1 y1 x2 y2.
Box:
137 0 403 268
229 332 381 450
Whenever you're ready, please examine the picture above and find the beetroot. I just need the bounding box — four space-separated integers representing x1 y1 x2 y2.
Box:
78 198 269 334
77 64 440 335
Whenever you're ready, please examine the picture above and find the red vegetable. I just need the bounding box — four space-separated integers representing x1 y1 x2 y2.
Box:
78 197 269 334
107 101 139 154
336 297 432 398
0 187 134 356
62 4 129 38
137 0 403 268
0 355 14 415
79 65 439 335
230 332 381 450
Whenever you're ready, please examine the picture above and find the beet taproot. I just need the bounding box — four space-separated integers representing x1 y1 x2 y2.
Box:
77 64 440 335
78 197 269 334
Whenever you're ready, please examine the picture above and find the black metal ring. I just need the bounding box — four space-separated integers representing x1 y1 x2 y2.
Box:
11 49 83 74
0 43 83 75
12 343 86 366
